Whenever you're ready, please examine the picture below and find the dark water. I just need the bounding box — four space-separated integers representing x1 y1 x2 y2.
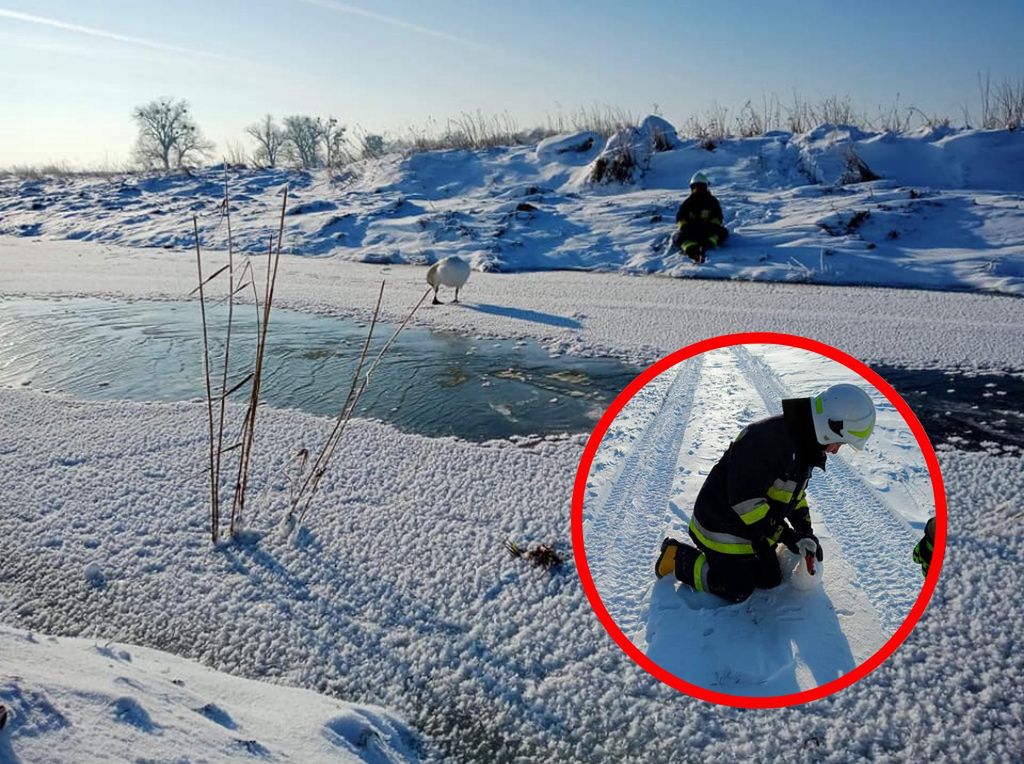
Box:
0 297 640 441
872 364 1024 453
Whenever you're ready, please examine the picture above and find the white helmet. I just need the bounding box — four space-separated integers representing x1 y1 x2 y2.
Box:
690 171 709 187
810 384 875 450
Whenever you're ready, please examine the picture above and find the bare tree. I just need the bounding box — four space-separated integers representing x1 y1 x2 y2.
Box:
246 114 286 168
283 115 324 168
319 117 348 168
132 97 212 170
280 115 348 169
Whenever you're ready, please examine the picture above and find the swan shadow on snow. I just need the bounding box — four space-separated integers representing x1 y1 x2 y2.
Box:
464 303 582 330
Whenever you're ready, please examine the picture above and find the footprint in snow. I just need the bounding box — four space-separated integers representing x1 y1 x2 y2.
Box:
197 703 238 730
111 697 156 732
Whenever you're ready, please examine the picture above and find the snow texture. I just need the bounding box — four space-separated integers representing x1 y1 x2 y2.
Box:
3 121 1024 294
0 624 418 763
1 383 1023 761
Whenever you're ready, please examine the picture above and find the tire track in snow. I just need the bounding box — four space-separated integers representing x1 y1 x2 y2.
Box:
733 345 920 633
662 348 768 532
585 354 705 635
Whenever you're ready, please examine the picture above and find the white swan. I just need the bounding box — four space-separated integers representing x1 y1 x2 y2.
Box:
426 256 471 305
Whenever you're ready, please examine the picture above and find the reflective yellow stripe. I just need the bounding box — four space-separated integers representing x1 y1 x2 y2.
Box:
815 396 824 414
767 476 803 506
768 525 784 544
739 501 769 525
689 518 755 555
849 423 873 439
693 553 707 593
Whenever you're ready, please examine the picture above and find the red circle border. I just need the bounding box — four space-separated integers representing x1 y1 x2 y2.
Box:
570 331 947 709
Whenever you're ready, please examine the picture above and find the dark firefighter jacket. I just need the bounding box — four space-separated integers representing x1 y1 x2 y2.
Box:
675 192 724 230
913 516 937 575
689 398 826 556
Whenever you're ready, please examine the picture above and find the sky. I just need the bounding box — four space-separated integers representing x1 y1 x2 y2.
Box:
1 0 1022 167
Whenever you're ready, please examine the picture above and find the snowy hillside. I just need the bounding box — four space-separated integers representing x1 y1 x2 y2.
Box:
583 344 933 697
0 625 418 763
2 121 1023 294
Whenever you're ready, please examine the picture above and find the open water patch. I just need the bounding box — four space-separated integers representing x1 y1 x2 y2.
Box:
873 364 1024 454
0 296 639 441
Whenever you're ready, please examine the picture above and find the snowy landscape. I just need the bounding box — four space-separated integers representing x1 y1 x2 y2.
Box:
2 115 1024 762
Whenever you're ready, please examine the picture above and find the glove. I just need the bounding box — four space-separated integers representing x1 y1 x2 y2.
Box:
779 527 824 562
751 535 774 560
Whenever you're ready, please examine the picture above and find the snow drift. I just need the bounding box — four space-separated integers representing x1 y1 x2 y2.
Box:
0 625 419 763
2 120 1022 293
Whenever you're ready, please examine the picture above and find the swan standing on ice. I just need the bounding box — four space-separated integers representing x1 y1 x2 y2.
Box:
426 256 471 305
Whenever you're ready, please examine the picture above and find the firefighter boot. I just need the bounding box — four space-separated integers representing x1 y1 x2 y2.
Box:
656 538 680 579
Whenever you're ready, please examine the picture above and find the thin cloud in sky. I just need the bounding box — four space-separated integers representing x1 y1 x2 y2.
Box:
0 8 251 64
294 0 488 50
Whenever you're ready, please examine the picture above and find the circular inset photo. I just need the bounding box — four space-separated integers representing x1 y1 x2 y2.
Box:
572 333 945 708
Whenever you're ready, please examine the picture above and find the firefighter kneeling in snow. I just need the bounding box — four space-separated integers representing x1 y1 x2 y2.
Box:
671 171 729 264
656 384 876 603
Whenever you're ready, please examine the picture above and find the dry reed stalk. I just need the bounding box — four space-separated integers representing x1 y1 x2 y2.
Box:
287 281 385 519
213 169 237 536
284 282 385 520
193 215 219 542
292 286 432 524
230 186 288 536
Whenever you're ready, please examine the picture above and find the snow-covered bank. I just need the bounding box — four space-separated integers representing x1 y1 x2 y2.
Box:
2 123 1023 294
0 625 418 763
3 237 1024 373
1 390 1022 761
0 389 584 762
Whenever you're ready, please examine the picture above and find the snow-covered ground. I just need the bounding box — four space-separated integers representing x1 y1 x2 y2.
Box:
1 123 1023 760
3 237 1023 373
583 345 934 697
2 122 1023 294
0 625 418 763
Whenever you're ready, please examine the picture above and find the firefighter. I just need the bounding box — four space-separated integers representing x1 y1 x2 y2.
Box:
671 171 729 264
656 384 876 603
913 517 937 576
